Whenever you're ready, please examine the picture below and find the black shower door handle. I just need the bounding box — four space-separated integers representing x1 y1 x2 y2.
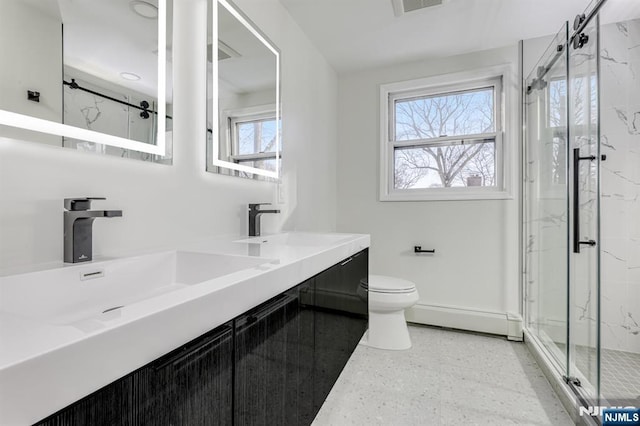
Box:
573 148 597 253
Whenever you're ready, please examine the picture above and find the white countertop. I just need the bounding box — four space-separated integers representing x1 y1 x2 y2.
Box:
0 232 370 426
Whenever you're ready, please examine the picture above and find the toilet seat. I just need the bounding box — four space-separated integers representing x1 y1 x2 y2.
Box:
360 274 416 294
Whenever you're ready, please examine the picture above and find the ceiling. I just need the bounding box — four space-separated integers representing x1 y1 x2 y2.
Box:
59 0 166 98
24 0 170 100
216 2 278 96
278 0 600 73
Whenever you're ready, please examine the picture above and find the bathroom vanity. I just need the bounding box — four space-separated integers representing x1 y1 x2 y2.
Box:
0 233 369 425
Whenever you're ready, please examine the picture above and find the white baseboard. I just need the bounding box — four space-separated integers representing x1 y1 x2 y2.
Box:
406 303 522 338
507 312 524 341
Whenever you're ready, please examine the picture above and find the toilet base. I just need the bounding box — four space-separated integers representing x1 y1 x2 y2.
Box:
361 309 412 351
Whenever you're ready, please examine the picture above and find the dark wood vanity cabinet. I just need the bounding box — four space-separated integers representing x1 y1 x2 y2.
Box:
313 249 368 412
34 376 135 426
234 280 315 426
34 322 235 426
232 249 368 423
34 249 368 426
145 323 234 425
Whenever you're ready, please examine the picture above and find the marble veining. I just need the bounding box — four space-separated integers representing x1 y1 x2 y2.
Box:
79 98 104 130
600 17 640 355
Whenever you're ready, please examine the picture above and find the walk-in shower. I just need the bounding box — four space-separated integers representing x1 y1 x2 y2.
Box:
522 0 640 420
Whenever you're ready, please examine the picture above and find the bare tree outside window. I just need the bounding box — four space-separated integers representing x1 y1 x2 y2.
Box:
232 116 281 179
547 74 595 186
392 87 497 189
237 119 278 156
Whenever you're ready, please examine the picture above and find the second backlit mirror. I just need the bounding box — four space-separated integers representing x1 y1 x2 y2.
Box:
207 0 281 180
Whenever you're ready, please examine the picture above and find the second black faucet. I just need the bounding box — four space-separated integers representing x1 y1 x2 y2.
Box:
248 203 280 237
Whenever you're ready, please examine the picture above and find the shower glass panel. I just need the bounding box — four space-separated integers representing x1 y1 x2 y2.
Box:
568 14 600 400
524 23 570 372
598 7 640 403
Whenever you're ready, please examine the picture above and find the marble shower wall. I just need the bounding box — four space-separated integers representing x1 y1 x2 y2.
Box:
599 19 640 353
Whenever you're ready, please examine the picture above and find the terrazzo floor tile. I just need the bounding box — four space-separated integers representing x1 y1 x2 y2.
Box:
312 325 573 426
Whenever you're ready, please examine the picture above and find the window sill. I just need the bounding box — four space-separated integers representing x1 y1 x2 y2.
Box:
379 189 514 202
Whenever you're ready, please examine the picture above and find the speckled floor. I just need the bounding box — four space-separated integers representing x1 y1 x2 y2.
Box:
312 325 573 426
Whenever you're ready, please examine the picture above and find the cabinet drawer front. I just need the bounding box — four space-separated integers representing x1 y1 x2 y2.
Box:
153 324 233 372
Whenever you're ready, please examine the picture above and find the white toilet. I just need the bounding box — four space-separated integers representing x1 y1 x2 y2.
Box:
359 274 419 350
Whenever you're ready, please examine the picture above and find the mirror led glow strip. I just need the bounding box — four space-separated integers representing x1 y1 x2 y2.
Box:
0 0 167 156
211 0 281 179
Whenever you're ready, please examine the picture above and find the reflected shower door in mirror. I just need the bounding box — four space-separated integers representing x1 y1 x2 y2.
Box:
207 0 281 180
0 0 173 163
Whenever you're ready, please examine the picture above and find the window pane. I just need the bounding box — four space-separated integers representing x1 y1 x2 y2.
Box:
394 140 496 189
549 78 567 128
550 76 596 127
395 87 494 141
236 119 278 155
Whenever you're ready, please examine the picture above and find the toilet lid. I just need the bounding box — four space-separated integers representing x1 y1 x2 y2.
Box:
360 274 416 293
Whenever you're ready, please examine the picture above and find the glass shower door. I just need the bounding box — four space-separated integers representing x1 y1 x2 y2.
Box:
524 0 640 412
567 13 601 401
524 23 571 372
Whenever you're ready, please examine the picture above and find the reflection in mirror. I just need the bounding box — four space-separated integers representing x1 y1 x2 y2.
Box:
0 0 172 163
207 0 280 180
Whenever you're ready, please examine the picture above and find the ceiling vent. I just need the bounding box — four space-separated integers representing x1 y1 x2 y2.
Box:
208 40 241 63
391 0 443 17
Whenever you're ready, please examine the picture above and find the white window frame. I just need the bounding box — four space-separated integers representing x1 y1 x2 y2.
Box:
380 65 515 201
219 104 281 173
229 111 279 164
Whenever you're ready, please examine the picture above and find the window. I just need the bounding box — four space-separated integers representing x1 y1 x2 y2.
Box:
218 106 281 179
545 74 596 189
380 68 511 201
229 112 279 178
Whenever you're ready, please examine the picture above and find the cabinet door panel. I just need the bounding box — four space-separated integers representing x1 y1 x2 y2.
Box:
34 377 134 426
313 249 368 413
294 282 315 426
234 280 314 426
145 322 234 426
34 322 234 426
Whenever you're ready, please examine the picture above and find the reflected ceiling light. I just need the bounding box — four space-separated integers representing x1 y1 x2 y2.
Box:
120 72 141 81
130 0 158 19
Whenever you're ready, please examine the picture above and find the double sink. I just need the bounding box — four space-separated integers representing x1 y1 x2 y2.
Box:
1 251 272 327
1 233 351 327
0 232 368 425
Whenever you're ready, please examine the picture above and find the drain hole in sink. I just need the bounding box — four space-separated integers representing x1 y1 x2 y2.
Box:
102 306 124 314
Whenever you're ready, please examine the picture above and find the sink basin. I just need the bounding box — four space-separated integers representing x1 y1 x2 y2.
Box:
234 232 353 247
0 251 272 326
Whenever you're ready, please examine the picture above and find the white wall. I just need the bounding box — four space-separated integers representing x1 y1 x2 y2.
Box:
336 46 521 335
0 0 338 272
236 0 338 232
0 1 62 146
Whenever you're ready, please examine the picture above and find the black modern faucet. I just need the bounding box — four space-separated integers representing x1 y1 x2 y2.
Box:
248 203 280 237
63 197 122 263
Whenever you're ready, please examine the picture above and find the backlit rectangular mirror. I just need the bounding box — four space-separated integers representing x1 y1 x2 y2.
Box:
0 0 172 161
207 0 281 180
